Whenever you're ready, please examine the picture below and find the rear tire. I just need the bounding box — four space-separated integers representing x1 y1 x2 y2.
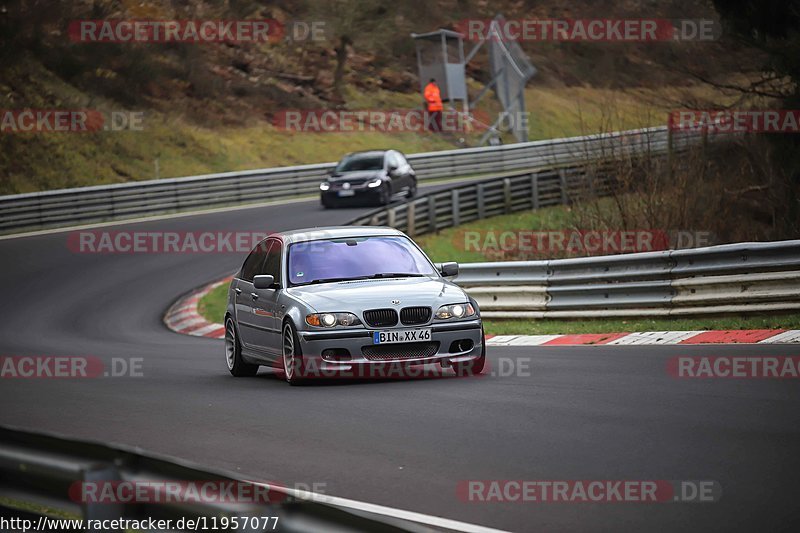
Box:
453 325 486 376
282 321 306 385
225 318 259 377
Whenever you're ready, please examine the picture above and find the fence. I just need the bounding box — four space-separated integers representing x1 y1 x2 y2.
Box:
452 240 800 317
0 126 700 234
347 162 622 235
346 156 798 318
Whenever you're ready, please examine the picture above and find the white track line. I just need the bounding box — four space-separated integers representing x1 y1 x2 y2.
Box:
607 331 706 345
759 330 800 343
192 323 225 337
168 316 206 330
167 309 198 323
488 335 561 346
260 484 510 533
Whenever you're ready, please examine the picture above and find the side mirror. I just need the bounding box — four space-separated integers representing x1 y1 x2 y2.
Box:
439 262 459 278
253 274 276 290
387 163 398 176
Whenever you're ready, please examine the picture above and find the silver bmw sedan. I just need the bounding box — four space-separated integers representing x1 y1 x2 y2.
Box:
225 226 485 384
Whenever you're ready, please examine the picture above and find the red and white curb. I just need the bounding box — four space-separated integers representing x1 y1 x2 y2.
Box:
486 329 800 346
164 277 231 338
166 280 800 345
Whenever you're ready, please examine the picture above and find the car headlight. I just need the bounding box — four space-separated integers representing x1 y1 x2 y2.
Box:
367 178 382 188
435 303 476 320
319 182 331 191
306 312 362 327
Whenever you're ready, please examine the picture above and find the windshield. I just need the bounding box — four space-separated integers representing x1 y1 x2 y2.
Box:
334 154 384 172
288 236 437 285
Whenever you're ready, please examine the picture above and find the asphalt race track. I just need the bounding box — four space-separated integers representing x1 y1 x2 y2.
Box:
1 182 799 532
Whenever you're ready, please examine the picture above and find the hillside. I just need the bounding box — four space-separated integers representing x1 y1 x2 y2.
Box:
0 0 758 194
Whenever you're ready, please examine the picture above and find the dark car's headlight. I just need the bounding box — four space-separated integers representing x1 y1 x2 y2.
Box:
435 303 476 320
367 178 382 188
319 182 330 191
306 312 361 327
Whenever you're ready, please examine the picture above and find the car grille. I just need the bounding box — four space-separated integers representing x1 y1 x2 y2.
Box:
400 306 431 325
362 342 440 361
363 308 398 328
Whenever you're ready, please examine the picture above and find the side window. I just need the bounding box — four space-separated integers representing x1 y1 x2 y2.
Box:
240 241 271 282
262 240 283 285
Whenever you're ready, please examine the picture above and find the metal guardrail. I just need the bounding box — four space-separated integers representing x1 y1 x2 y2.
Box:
0 425 430 532
0 125 692 234
346 152 798 318
347 163 621 235
456 241 800 318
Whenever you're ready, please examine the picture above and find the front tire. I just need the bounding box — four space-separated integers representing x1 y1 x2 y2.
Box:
453 325 486 376
377 184 390 206
225 318 259 377
282 321 306 385
407 179 417 198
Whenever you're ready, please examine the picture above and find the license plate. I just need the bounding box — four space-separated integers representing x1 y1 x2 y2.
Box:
338 190 355 197
373 329 432 344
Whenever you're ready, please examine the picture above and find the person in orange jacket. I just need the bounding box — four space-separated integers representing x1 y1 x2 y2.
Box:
424 78 443 132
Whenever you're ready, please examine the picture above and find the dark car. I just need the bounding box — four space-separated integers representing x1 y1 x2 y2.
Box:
320 150 417 208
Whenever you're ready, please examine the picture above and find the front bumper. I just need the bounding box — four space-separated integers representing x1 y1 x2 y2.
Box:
298 318 483 373
321 186 381 203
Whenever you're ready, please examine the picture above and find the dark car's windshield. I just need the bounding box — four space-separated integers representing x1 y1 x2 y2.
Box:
334 154 384 172
288 236 437 285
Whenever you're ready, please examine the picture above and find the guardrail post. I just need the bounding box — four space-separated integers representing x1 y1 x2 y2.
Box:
174 182 181 211
452 189 461 226
477 184 485 219
503 178 512 214
387 207 396 228
428 196 437 233
83 464 124 531
667 123 675 180
407 202 416 236
531 173 539 209
558 168 568 205
587 168 596 197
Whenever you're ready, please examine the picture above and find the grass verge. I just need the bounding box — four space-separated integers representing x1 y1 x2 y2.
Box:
413 198 619 263
3 56 734 195
196 283 229 325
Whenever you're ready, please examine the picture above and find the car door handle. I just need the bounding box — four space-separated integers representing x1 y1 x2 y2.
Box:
251 293 259 300
234 287 242 294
